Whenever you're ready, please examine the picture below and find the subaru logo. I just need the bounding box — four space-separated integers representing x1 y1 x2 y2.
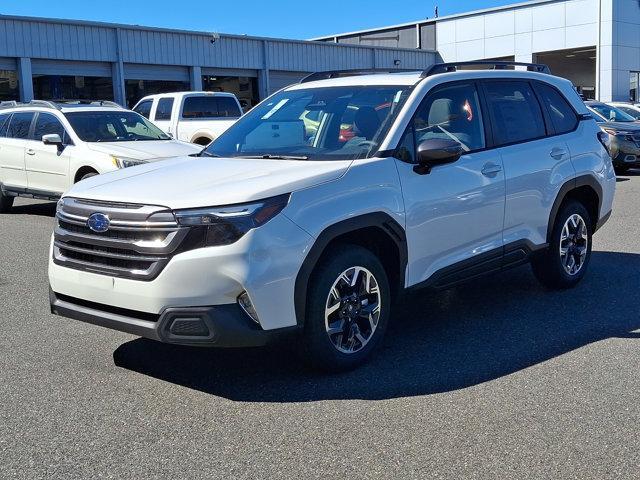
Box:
87 213 110 233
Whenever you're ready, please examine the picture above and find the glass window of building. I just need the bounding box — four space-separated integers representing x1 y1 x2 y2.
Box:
32 75 113 101
0 70 19 102
630 72 639 103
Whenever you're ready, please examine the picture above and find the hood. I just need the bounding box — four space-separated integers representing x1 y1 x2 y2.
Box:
65 156 352 209
85 140 202 161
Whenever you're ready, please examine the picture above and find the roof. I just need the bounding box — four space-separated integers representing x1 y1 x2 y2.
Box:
284 68 564 91
310 0 564 41
138 91 238 100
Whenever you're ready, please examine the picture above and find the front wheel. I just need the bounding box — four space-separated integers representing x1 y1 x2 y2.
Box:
531 200 592 289
302 245 391 371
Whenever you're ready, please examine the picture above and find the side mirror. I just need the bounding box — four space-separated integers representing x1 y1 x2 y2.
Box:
42 134 63 146
414 138 464 175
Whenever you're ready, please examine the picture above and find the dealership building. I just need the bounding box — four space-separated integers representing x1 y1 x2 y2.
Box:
315 0 640 103
0 15 436 108
0 0 639 107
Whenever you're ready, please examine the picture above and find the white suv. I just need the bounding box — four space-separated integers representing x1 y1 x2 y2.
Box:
132 92 242 146
48 63 616 371
0 100 202 212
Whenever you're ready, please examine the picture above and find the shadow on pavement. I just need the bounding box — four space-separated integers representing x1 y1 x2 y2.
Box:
9 201 56 217
113 251 640 402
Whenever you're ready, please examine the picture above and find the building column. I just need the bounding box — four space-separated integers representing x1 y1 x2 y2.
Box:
190 66 203 91
112 61 126 106
258 40 271 99
17 57 33 102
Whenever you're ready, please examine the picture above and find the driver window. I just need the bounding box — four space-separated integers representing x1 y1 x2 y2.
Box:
413 83 485 153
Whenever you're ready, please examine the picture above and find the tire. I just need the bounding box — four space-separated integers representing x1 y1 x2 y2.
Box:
0 190 14 213
302 244 391 372
531 200 592 290
78 172 97 182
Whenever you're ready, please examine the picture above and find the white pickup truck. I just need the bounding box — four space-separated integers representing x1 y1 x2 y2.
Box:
133 92 242 146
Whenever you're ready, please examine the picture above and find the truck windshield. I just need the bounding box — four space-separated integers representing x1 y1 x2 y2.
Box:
203 85 411 160
64 111 171 142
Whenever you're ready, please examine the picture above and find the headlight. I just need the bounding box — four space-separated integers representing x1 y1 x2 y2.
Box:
601 128 634 138
174 194 290 246
111 156 148 169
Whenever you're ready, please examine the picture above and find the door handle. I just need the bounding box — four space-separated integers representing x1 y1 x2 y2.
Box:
550 147 567 160
481 163 502 176
26 149 35 155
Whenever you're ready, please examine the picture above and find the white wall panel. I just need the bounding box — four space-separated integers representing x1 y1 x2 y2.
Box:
532 28 566 52
455 17 485 42
455 40 484 61
515 9 533 33
565 0 598 26
532 3 566 30
436 21 456 45
485 35 515 58
515 32 533 55
437 43 456 62
565 24 598 48
484 11 515 38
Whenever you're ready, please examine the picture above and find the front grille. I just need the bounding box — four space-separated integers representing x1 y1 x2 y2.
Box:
53 197 188 280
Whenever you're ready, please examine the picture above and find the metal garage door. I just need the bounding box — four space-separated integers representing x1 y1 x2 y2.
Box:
268 71 307 94
123 64 189 82
31 60 112 77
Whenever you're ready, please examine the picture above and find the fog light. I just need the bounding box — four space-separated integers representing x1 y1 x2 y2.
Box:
238 292 259 324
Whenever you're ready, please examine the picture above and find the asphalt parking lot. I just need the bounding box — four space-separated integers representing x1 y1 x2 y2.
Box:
0 173 639 480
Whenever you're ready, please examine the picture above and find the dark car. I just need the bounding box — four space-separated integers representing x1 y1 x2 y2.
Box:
586 101 640 173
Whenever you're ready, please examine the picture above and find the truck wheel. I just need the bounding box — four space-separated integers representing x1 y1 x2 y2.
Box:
531 200 592 290
302 244 391 371
0 190 14 213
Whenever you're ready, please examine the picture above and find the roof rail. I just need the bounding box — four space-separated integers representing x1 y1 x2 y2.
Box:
300 68 419 83
0 101 19 109
29 100 62 109
50 99 124 108
421 61 551 77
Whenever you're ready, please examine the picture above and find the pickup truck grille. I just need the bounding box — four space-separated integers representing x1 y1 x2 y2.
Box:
53 197 188 281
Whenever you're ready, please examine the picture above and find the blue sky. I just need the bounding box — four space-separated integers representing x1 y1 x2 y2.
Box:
1 0 515 39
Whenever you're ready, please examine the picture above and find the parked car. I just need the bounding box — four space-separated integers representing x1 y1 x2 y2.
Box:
133 92 242 146
608 102 640 120
586 100 640 173
0 100 202 212
49 63 615 371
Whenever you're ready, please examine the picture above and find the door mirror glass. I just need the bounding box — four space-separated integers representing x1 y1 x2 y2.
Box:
415 138 464 174
42 133 63 145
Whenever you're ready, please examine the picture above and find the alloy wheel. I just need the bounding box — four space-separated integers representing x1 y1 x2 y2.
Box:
324 266 382 354
559 213 588 276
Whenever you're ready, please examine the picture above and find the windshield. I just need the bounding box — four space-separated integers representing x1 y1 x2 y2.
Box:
65 111 171 142
203 85 412 160
588 104 636 123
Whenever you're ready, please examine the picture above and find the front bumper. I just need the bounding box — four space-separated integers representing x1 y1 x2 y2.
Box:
611 138 640 166
50 289 296 347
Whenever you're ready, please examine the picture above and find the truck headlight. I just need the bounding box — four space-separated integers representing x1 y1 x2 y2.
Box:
174 194 290 246
111 156 148 169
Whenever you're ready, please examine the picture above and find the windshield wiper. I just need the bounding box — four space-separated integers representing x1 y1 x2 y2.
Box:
239 154 309 160
193 150 219 157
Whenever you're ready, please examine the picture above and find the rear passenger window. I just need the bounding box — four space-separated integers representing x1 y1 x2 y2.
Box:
484 81 545 146
154 98 174 121
7 112 34 139
535 83 579 134
133 100 152 119
33 113 66 141
0 113 11 137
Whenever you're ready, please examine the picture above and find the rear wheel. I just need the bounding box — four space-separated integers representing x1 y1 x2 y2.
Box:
0 190 14 213
531 200 592 289
302 245 391 371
